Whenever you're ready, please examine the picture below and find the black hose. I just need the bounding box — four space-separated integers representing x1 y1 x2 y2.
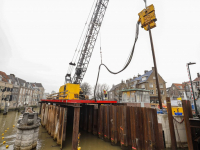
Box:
94 21 140 101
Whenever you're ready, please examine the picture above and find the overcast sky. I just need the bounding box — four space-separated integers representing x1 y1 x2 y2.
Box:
0 0 199 93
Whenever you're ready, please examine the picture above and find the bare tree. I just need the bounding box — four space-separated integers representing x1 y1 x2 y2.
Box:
80 82 92 96
93 83 110 100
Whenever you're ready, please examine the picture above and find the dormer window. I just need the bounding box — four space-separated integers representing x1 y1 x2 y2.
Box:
0 75 2 81
179 86 182 89
142 76 146 81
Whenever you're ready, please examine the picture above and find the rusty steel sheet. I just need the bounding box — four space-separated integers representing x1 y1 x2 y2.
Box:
88 105 93 133
72 104 80 150
103 105 110 141
152 108 160 149
98 105 104 139
62 107 68 141
116 105 120 143
57 107 64 145
54 106 60 140
126 106 131 147
50 105 56 137
41 103 46 126
111 105 118 145
120 105 123 148
44 104 49 127
80 107 84 129
93 105 98 135
121 105 128 149
141 107 149 150
83 105 88 131
182 100 194 150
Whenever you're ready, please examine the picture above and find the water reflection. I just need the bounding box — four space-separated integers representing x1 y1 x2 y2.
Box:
0 108 121 150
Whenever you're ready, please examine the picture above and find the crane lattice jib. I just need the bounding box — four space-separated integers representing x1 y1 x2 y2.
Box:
72 0 109 84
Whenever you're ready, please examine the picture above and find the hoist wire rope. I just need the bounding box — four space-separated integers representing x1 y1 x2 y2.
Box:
68 0 97 74
94 21 140 100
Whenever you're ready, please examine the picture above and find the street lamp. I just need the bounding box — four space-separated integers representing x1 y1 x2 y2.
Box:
187 62 198 115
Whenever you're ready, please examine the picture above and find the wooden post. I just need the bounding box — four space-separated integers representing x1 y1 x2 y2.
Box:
72 104 80 150
182 100 194 150
166 97 177 150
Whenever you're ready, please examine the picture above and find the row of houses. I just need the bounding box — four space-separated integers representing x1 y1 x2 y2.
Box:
167 73 200 101
108 67 200 103
108 67 167 103
0 71 45 110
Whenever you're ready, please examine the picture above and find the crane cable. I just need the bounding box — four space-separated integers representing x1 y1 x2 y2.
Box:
67 0 97 75
94 20 140 101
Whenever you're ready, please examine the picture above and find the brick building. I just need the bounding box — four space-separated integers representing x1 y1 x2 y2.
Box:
0 71 13 111
108 67 167 103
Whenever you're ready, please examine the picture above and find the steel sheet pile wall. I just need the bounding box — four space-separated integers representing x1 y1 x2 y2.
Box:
40 103 163 150
80 104 163 150
40 103 67 148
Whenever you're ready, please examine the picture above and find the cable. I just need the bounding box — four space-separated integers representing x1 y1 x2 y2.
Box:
94 21 140 100
66 0 97 78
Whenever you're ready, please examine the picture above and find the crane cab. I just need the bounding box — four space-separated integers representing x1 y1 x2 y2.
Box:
59 83 80 100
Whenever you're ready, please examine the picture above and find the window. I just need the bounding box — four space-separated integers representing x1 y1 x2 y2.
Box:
150 90 154 94
173 87 175 90
141 84 145 89
149 83 153 88
142 76 146 81
179 86 182 89
153 76 156 79
160 84 163 88
160 90 164 95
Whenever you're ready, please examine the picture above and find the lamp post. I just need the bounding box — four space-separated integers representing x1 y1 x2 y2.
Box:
186 62 198 115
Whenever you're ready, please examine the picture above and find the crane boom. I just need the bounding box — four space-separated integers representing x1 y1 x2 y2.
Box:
72 0 109 84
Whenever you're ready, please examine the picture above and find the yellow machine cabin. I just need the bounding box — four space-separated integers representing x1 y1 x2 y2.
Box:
59 83 80 100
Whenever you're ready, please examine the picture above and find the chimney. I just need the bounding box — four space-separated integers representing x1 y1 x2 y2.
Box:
152 67 155 71
112 84 114 87
138 74 141 77
144 70 148 74
133 76 136 80
10 74 15 78
198 73 200 77
121 80 124 83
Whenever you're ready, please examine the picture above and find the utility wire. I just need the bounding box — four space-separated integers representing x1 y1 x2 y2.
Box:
94 21 140 100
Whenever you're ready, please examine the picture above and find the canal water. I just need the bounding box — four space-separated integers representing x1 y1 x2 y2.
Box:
0 108 121 150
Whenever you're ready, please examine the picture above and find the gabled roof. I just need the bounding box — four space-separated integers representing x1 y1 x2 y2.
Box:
0 71 10 82
194 77 200 82
17 78 26 87
130 70 153 84
30 83 43 88
173 83 185 90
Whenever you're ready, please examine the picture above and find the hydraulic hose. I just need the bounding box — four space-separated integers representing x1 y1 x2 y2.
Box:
94 21 140 101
